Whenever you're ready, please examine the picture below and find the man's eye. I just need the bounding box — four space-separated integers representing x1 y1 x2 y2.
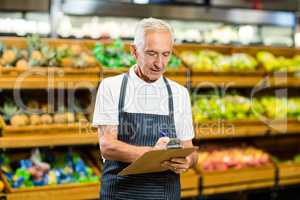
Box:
163 53 170 57
147 52 156 56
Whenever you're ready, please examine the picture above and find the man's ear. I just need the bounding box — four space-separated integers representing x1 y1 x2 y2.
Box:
130 44 138 60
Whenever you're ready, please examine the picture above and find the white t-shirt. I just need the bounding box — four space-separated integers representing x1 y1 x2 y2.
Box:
92 66 194 141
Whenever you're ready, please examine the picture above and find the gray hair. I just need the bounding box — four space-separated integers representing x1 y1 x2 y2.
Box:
134 17 174 50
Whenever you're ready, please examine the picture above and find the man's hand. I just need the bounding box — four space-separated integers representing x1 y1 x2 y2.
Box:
160 139 198 174
161 157 192 174
154 137 170 150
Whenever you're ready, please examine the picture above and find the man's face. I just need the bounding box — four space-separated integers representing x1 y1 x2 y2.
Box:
132 30 173 81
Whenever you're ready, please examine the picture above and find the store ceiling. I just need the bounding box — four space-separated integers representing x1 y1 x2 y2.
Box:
0 0 49 12
211 0 298 11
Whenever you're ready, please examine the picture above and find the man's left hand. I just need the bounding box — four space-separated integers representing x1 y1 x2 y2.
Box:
161 157 191 174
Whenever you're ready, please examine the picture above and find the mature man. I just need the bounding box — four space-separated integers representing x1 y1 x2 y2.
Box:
93 17 197 200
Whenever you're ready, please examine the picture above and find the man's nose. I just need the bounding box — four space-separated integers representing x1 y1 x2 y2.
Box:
155 55 164 67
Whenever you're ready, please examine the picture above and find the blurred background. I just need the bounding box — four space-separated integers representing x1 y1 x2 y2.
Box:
0 1 300 200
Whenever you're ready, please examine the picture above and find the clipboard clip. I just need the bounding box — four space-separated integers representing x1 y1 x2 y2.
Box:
167 138 182 149
159 131 182 149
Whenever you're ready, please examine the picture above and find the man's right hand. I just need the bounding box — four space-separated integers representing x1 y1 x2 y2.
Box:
153 137 170 150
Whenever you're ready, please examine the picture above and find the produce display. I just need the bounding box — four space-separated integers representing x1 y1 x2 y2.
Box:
180 49 300 72
192 94 300 122
257 51 300 72
180 50 258 72
0 99 88 127
0 35 98 69
196 145 271 172
93 39 135 68
0 148 99 189
93 39 181 69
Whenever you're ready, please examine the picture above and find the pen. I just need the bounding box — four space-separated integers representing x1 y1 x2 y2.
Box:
159 131 167 137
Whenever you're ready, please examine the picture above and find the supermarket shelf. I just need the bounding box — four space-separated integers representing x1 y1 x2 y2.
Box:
201 180 275 196
0 119 95 136
181 189 199 198
181 169 199 198
279 178 300 186
2 72 300 89
0 132 98 148
270 120 300 135
3 185 199 200
165 69 189 86
278 163 300 186
0 68 100 89
195 120 269 139
191 73 300 88
195 120 300 139
5 183 100 200
199 165 275 195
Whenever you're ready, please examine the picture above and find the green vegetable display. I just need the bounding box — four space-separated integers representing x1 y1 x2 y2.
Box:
93 39 181 69
193 94 300 122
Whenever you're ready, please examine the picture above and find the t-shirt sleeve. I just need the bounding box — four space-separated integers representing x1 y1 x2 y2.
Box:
92 79 119 127
176 88 195 141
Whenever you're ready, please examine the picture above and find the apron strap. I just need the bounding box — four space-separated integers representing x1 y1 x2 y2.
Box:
118 73 129 116
163 77 174 119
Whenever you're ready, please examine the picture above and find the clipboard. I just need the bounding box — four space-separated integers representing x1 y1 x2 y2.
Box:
118 147 197 176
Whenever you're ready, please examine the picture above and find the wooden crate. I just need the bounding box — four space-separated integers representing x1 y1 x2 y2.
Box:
0 37 101 89
0 116 95 137
269 119 300 135
5 183 99 200
0 151 101 195
174 43 232 56
198 164 275 187
0 67 100 89
198 164 276 195
278 162 300 186
180 169 199 198
194 120 269 139
201 180 275 196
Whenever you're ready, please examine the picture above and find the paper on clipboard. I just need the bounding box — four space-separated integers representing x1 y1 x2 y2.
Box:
118 147 197 176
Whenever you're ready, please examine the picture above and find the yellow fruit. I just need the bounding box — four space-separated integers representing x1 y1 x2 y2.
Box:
65 112 75 123
16 59 28 69
0 180 4 192
71 45 82 56
31 50 43 61
40 114 53 124
2 50 16 64
61 58 73 68
10 114 29 126
30 114 41 125
180 51 197 65
84 55 97 67
54 113 66 124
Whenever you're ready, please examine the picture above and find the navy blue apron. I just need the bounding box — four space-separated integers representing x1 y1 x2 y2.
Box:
100 73 180 200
